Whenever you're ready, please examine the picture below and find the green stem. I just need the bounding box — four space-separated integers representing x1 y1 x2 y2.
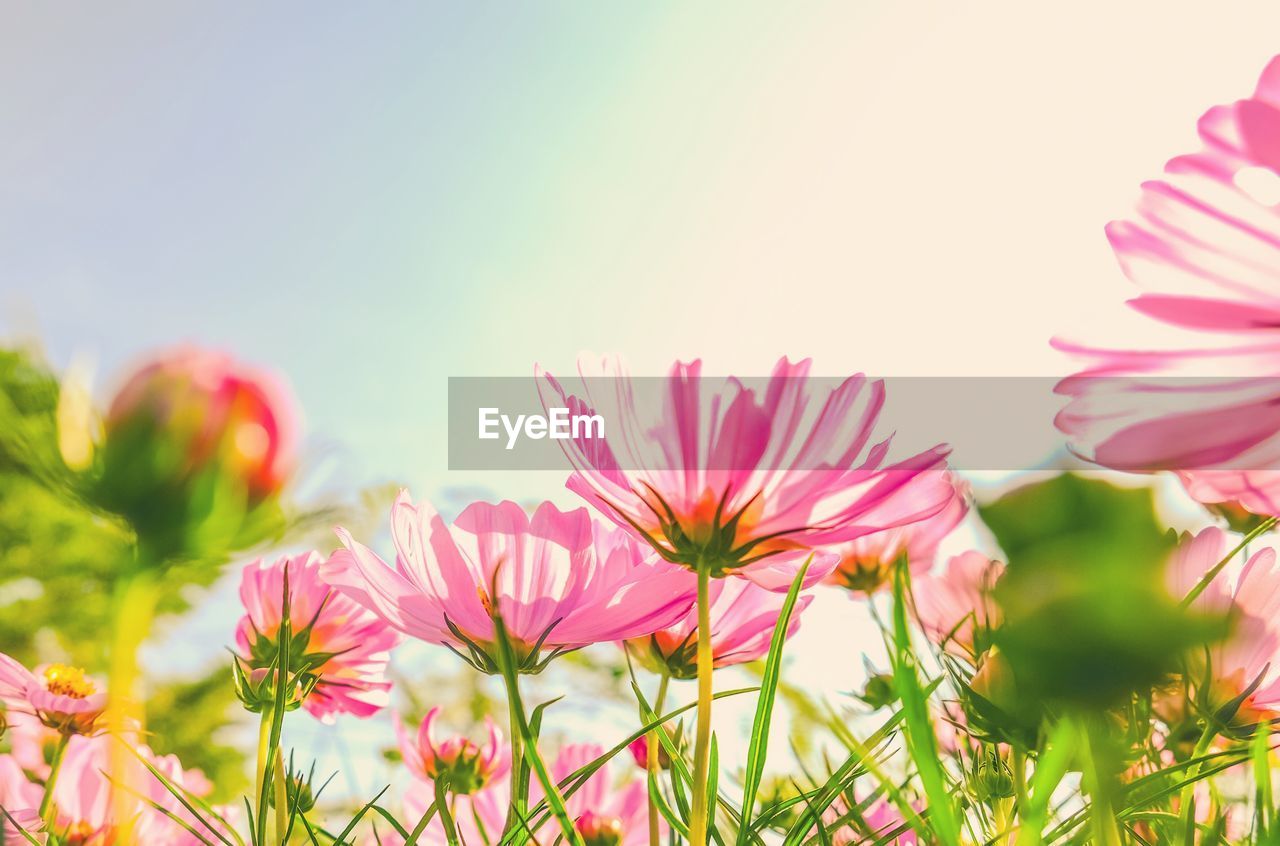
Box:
506 684 526 835
1080 720 1122 846
436 777 461 846
255 706 274 841
1180 722 1219 845
689 565 714 846
1012 747 1029 821
647 672 671 846
38 734 70 825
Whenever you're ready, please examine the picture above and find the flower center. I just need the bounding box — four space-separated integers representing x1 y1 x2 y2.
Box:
43 664 95 699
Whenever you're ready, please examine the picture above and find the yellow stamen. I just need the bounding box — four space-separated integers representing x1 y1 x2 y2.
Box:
43 664 96 699
476 585 494 616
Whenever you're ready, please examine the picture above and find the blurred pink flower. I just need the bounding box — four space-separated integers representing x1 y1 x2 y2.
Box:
0 653 105 736
396 706 509 793
913 552 1004 658
51 734 236 845
819 795 918 845
554 743 654 846
826 476 969 594
0 754 44 843
106 345 297 502
323 492 695 673
5 709 60 779
1166 527 1280 724
538 357 952 590
236 551 399 723
626 577 813 678
1054 55 1280 516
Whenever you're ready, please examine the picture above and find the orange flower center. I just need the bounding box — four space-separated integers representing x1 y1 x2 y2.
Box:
43 663 96 699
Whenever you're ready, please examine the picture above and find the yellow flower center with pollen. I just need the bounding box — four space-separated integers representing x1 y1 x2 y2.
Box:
43 663 96 699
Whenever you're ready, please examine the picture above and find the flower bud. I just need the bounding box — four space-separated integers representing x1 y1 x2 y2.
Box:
232 662 314 714
859 673 898 709
575 812 625 846
971 751 1015 800
97 347 297 560
628 730 676 770
267 772 316 814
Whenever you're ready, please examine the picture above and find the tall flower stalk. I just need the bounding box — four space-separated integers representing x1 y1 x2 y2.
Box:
105 566 159 843
689 564 715 846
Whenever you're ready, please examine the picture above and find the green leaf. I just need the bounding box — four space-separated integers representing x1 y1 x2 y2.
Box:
737 558 811 844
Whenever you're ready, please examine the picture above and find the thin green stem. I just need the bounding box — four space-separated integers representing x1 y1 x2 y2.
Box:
647 672 671 846
1180 722 1219 845
506 684 526 835
690 564 714 846
436 778 461 846
255 706 273 840
1181 517 1277 608
1012 747 1029 822
38 734 70 825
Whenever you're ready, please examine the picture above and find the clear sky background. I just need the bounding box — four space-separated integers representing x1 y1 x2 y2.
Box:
3 0 1278 808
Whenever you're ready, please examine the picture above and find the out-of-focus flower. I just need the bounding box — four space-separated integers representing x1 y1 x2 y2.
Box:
0 755 44 843
1054 55 1280 517
396 707 509 794
51 734 236 845
818 795 918 845
323 492 695 674
626 577 812 679
826 477 969 594
0 653 105 736
556 744 653 846
4 710 59 779
105 347 296 502
538 357 952 590
1165 527 1280 726
95 346 297 560
913 551 1004 658
235 551 399 723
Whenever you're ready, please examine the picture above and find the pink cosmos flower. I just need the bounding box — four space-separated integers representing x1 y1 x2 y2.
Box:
0 653 106 736
323 492 696 673
395 706 509 793
626 577 813 678
555 743 654 846
51 734 236 845
1165 527 1280 724
826 476 969 594
0 754 44 843
1054 55 1280 515
538 357 953 590
912 552 1004 658
235 551 399 722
